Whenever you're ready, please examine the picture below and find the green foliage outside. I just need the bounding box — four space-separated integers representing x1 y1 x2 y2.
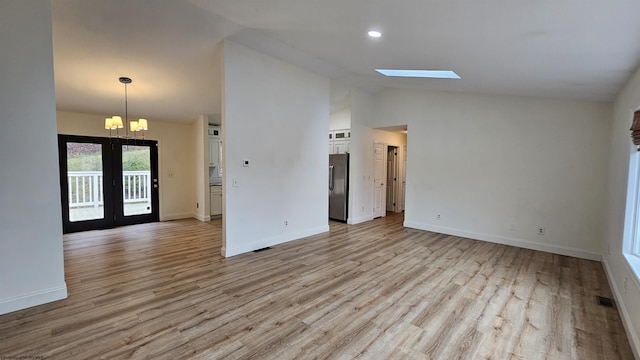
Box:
122 150 151 171
67 153 102 171
67 149 150 171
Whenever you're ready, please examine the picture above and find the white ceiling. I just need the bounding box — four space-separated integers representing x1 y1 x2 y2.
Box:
51 0 640 123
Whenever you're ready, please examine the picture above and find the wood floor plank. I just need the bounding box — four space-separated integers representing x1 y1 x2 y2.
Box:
0 213 634 359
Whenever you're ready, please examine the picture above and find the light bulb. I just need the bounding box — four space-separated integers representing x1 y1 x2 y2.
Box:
138 118 148 131
112 116 123 128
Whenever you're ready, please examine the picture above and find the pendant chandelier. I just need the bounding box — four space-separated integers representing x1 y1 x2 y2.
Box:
104 77 148 138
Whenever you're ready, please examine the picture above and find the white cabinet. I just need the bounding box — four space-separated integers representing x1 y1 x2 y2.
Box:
218 141 222 177
334 139 350 154
209 137 220 167
329 132 334 154
334 129 350 140
329 129 350 154
210 186 222 216
208 126 222 175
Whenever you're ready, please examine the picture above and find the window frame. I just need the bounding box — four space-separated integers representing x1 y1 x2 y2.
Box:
623 110 640 284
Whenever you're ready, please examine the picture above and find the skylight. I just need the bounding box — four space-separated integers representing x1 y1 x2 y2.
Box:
375 69 461 79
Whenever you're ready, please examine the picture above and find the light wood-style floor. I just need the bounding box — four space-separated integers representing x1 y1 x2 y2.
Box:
0 213 633 359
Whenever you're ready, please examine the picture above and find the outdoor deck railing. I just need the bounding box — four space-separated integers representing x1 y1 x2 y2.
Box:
68 171 151 208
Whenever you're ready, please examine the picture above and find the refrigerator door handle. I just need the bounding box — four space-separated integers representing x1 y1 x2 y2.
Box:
329 165 334 191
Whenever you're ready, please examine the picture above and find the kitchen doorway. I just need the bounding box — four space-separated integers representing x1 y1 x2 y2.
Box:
58 135 159 233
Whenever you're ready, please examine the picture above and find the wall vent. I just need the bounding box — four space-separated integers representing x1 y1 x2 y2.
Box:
596 295 616 309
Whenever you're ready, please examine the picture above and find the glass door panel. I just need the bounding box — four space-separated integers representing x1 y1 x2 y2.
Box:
121 145 152 216
59 135 114 233
66 142 104 221
113 139 159 227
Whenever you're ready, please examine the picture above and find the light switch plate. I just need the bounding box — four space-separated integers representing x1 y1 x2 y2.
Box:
242 159 250 167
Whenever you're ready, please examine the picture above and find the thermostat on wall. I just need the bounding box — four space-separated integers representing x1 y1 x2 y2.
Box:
242 159 250 167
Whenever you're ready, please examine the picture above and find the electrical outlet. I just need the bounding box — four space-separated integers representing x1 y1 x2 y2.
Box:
510 224 516 232
436 214 441 221
284 220 288 227
623 277 628 294
196 202 199 208
538 227 545 235
362 206 365 213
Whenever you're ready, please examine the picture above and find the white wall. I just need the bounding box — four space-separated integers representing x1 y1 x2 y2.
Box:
603 64 640 357
330 106 351 130
221 40 330 257
373 129 407 145
0 0 67 314
371 89 612 260
193 114 209 221
348 90 376 224
57 111 196 221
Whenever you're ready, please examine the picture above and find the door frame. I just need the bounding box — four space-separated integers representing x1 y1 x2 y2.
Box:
373 141 387 218
58 135 115 233
399 143 407 212
386 145 398 212
58 134 159 233
113 138 160 227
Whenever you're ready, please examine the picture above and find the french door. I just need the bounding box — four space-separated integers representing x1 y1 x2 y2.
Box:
58 135 159 233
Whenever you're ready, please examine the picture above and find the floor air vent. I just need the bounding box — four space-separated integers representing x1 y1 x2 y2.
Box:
596 295 616 309
253 247 272 253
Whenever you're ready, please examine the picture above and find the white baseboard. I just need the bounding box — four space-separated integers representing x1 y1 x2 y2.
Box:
602 259 640 360
194 214 211 222
0 283 67 315
348 215 374 225
223 225 330 257
403 221 601 261
161 213 201 221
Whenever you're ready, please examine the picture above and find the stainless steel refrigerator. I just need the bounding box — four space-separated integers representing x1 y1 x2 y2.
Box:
329 153 349 221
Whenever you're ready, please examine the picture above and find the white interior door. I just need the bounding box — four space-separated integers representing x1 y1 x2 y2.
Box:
373 142 386 218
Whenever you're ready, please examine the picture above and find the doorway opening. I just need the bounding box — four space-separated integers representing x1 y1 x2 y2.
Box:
58 134 159 233
373 125 408 219
386 146 398 212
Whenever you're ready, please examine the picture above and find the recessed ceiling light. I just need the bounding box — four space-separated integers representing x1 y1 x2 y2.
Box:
368 30 382 38
375 69 461 79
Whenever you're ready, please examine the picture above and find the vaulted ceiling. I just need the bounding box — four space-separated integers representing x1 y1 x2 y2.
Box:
51 0 640 122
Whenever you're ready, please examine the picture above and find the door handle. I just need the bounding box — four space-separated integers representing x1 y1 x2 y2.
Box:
329 165 334 191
